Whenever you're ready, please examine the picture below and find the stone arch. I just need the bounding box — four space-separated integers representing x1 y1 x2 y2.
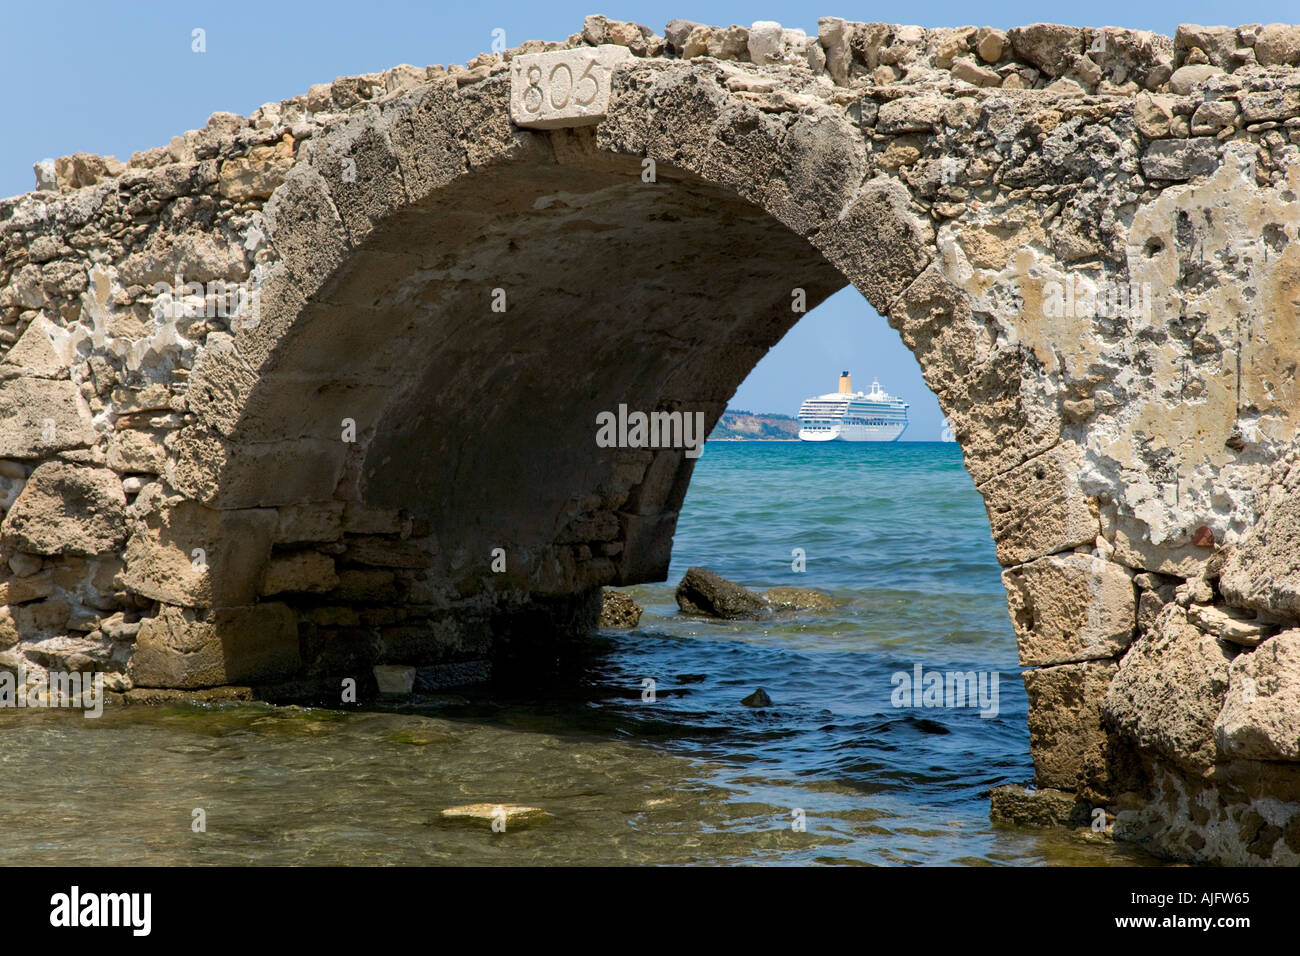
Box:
170 63 931 593
3 17 1300 864
158 62 1017 694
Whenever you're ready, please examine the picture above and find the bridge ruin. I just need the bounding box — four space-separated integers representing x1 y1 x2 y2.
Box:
2 15 1299 864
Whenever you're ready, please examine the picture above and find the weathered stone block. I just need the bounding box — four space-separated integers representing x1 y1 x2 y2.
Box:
1173 24 1242 68
951 57 1001 87
622 449 686 516
130 603 299 688
1239 88 1300 123
764 109 866 236
1007 23 1086 76
189 339 394 444
676 566 769 619
0 316 68 378
613 512 678 585
12 598 71 636
306 108 408 245
811 176 934 312
122 486 276 608
166 428 346 509
0 378 95 458
0 570 54 605
260 163 350 299
1220 457 1300 620
1168 63 1223 95
377 618 474 663
1024 658 1118 792
1190 99 1238 135
0 608 16 648
106 429 167 475
1134 93 1179 138
977 443 1099 567
1253 24 1300 67
381 80 468 202
1187 603 1277 647
218 137 294 201
1110 515 1210 578
116 220 242 287
1103 603 1236 771
1214 629 1300 761
261 551 338 595
1003 553 1136 666
275 501 345 543
876 96 946 134
343 536 432 569
599 588 642 627
509 45 632 129
0 463 125 557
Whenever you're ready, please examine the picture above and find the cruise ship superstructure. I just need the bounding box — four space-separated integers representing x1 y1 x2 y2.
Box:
797 372 909 442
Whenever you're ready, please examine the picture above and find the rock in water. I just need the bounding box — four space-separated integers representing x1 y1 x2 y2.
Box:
988 785 1090 827
742 688 773 707
373 664 415 696
599 589 643 628
763 586 835 611
675 567 771 620
440 804 550 828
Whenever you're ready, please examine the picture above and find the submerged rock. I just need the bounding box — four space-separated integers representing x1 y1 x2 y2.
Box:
764 586 835 611
373 665 415 696
989 784 1091 827
675 569 834 619
599 589 643 628
675 567 770 620
386 728 456 746
440 804 550 829
741 688 773 707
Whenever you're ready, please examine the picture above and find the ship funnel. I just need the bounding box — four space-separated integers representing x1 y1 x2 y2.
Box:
838 371 852 394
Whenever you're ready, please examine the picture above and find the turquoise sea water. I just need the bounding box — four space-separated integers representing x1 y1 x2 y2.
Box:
0 441 1160 865
596 440 1155 864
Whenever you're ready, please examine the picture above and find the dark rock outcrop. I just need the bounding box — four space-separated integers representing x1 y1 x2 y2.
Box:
989 784 1092 827
599 589 642 628
764 586 835 611
741 688 773 707
675 567 770 620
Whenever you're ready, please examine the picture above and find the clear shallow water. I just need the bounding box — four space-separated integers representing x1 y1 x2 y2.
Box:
0 442 1161 865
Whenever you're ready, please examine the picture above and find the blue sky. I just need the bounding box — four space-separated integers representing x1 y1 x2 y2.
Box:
1 1 1288 438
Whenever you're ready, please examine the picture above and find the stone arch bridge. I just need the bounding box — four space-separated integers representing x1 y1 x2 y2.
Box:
2 15 1299 863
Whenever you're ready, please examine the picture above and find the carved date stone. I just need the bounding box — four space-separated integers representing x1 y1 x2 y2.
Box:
509 45 632 129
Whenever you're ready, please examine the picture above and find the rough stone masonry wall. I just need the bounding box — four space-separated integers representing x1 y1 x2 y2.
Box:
1 14 1299 864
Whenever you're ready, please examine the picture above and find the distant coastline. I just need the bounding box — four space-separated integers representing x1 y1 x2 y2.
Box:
709 409 799 441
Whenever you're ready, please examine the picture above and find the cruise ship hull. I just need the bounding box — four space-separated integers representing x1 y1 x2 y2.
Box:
798 422 907 442
797 375 910 444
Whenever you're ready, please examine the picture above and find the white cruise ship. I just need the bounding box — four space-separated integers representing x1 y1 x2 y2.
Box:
797 372 909 442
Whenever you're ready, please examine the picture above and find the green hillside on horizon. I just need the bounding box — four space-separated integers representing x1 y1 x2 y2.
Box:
709 409 800 440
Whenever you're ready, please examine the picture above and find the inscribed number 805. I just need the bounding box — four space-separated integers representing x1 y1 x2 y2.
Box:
522 60 602 112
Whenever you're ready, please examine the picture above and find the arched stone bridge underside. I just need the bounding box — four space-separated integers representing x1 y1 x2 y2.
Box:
3 16 1300 863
